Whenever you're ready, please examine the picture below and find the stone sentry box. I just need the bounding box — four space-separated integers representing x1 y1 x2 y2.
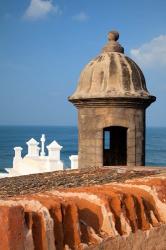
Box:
69 31 156 168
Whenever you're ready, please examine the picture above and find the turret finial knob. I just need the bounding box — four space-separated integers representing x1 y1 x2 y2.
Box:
108 31 119 41
102 30 124 53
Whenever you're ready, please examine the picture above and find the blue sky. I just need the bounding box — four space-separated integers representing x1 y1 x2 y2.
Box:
0 0 166 126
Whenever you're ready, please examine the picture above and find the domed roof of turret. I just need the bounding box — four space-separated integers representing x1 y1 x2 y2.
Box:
69 31 154 101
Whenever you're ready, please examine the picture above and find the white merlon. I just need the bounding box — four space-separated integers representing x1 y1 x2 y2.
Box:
47 140 62 160
69 155 78 169
13 147 23 169
46 141 63 171
14 147 23 159
26 138 40 157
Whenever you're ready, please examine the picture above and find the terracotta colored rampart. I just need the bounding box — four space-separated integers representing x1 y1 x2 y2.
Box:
0 175 166 250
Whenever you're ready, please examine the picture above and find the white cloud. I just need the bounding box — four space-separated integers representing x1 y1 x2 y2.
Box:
72 12 89 22
130 35 166 68
23 0 60 20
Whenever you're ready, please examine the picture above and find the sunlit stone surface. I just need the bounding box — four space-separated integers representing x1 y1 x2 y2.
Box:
0 168 165 250
69 31 156 168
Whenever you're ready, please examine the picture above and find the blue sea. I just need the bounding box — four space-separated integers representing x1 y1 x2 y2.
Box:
0 126 166 172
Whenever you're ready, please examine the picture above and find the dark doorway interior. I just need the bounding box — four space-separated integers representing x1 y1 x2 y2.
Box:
103 126 127 166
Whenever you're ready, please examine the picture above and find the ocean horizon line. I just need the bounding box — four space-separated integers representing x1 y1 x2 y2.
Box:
0 126 166 170
0 125 166 129
0 124 78 127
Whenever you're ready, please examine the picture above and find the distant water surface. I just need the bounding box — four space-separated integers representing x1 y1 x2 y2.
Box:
0 126 166 171
146 127 166 166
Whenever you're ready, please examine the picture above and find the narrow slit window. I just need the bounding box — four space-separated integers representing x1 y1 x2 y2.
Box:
104 131 110 149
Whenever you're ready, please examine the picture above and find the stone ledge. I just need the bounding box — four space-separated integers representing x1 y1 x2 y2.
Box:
89 224 166 250
0 166 165 198
0 170 166 249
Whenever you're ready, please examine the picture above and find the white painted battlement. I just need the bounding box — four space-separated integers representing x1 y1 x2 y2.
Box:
69 155 78 169
2 134 78 178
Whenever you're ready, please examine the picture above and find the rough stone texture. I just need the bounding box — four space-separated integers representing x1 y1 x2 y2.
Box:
69 31 156 169
0 167 165 198
69 52 150 99
0 171 166 250
90 225 166 250
69 31 155 100
69 31 154 100
78 107 145 168
0 206 25 250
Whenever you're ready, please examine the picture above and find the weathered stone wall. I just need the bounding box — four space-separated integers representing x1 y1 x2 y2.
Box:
90 225 166 250
0 174 165 250
78 107 145 168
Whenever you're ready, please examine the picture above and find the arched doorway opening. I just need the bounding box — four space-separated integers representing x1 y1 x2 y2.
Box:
103 126 127 166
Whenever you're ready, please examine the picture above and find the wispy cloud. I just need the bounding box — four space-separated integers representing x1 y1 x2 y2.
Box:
23 0 61 21
130 35 166 68
72 12 89 22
